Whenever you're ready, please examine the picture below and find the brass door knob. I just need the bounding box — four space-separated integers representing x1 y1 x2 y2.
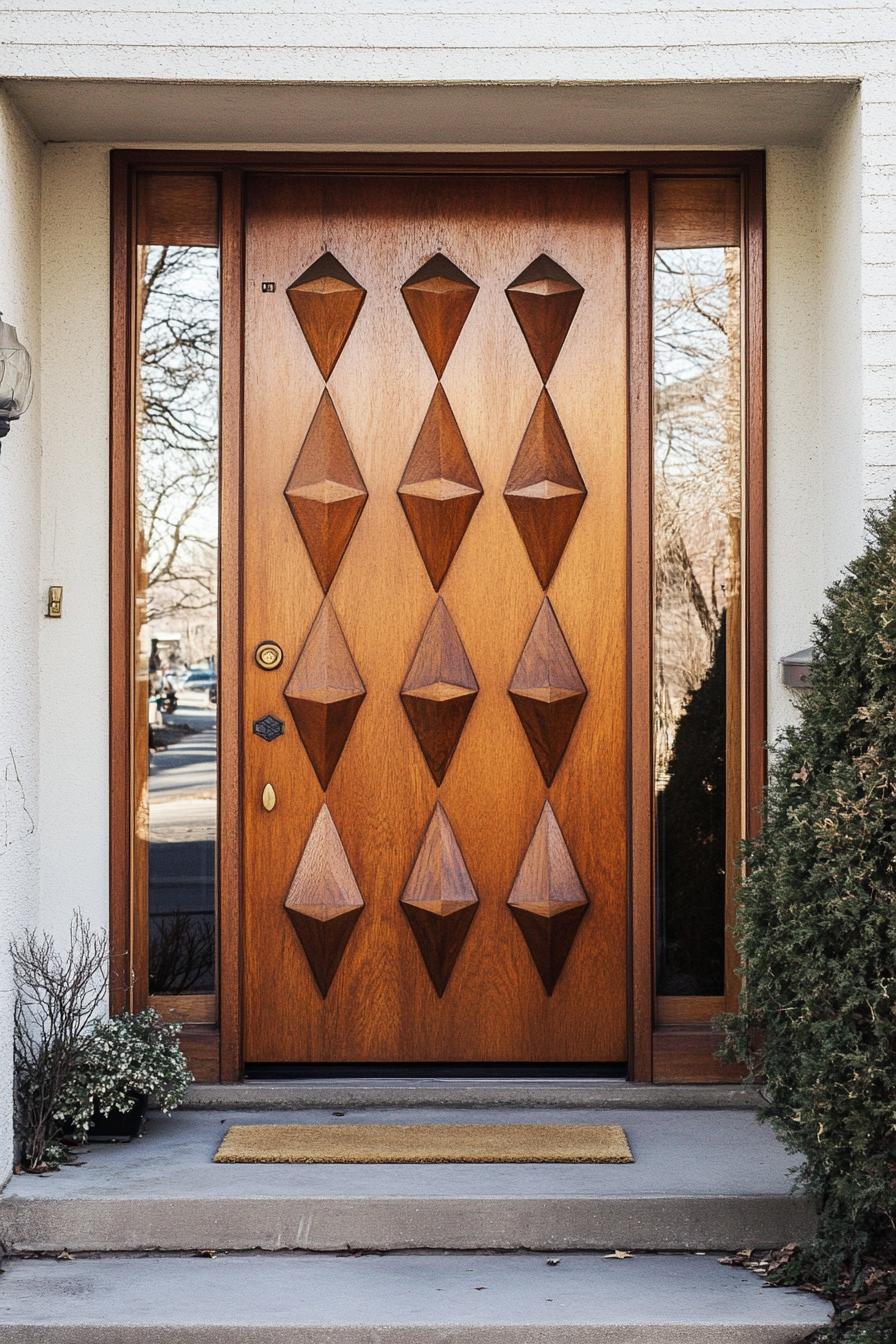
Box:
262 783 276 812
255 641 283 670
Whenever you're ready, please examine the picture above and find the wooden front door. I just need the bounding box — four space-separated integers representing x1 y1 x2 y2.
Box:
241 172 629 1064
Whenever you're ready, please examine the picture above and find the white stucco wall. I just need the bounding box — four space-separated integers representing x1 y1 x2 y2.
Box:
38 145 110 946
766 90 866 738
0 89 41 1181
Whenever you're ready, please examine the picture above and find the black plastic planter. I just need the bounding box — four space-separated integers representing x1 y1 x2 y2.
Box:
85 1093 148 1142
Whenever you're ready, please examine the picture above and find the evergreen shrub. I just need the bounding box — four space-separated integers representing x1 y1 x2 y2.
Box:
721 501 896 1286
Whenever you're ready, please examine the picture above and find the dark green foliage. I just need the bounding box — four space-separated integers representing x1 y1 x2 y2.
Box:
720 501 896 1288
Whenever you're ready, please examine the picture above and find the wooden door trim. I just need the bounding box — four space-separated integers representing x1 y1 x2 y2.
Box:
626 169 654 1084
109 149 765 1083
109 151 136 1016
217 168 245 1081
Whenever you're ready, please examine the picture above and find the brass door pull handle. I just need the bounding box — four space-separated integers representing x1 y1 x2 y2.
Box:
262 783 276 811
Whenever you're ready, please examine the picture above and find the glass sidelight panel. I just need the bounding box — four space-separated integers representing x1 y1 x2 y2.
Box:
134 175 220 1014
652 178 743 1007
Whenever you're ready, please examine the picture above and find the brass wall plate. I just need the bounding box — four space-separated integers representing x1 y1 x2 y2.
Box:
255 641 283 670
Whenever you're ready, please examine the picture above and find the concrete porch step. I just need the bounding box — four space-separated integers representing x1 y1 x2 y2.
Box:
0 1107 816 1254
0 1251 832 1342
184 1080 763 1110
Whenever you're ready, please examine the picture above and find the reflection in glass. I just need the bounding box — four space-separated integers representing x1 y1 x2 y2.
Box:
135 242 220 996
654 247 741 997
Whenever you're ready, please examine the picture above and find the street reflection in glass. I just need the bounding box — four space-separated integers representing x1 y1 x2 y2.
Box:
136 242 220 996
653 246 741 997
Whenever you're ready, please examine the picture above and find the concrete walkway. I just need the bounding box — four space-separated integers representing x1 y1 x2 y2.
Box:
0 1106 814 1252
0 1250 831 1342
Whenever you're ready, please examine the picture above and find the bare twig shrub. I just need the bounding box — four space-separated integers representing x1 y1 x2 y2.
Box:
12 913 107 1171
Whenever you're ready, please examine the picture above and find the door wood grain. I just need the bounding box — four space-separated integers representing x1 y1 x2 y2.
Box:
241 173 628 1062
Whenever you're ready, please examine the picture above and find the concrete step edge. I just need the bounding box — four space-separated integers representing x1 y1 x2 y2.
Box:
0 1251 832 1343
0 1191 817 1254
181 1082 763 1111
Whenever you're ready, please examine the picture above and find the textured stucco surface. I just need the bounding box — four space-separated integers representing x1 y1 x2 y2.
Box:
37 144 110 947
0 89 40 1183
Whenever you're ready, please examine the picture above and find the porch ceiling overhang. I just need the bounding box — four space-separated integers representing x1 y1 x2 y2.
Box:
4 78 852 146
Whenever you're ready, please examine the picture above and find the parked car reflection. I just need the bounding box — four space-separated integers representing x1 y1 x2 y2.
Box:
147 663 217 994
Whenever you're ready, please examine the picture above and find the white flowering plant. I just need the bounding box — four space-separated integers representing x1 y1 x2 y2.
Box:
57 1008 192 1141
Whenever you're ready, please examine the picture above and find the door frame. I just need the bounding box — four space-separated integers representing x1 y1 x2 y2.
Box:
110 149 766 1083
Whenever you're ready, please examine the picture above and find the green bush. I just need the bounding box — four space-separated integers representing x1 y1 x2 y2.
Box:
720 500 896 1287
57 1008 192 1142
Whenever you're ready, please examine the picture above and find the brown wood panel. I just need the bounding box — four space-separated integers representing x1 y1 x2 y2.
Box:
653 177 741 250
109 154 136 1014
744 157 768 849
655 995 725 1027
627 169 654 1083
218 168 244 1081
241 173 629 1063
652 1027 745 1083
114 150 765 175
150 993 216 1025
180 1027 221 1082
136 173 219 247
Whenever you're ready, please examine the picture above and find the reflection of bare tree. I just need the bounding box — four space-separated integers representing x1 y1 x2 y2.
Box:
149 912 215 995
654 248 741 782
136 244 219 647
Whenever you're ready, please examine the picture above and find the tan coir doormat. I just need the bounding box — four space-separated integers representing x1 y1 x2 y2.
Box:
214 1123 633 1164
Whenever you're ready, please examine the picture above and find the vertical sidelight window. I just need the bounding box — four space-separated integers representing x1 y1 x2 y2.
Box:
134 174 221 1020
652 178 743 1012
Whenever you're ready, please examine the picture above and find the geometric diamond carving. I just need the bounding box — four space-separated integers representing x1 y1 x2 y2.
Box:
286 252 366 381
509 597 587 786
507 800 589 995
284 390 368 593
284 599 366 789
401 597 478 785
284 803 365 997
401 253 479 378
398 386 483 590
400 802 479 996
505 253 584 383
504 389 587 589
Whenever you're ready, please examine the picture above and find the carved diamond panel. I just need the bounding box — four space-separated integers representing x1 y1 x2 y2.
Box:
401 253 479 377
506 254 583 382
284 390 368 592
285 804 364 997
509 597 587 786
400 803 479 996
401 598 478 785
398 386 483 590
286 252 366 380
507 801 589 995
284 599 366 789
504 389 587 589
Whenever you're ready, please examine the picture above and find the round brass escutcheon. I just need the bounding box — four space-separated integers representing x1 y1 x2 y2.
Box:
255 641 283 671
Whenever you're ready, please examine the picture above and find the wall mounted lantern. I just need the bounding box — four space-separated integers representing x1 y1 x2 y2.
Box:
780 647 814 690
0 314 34 442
